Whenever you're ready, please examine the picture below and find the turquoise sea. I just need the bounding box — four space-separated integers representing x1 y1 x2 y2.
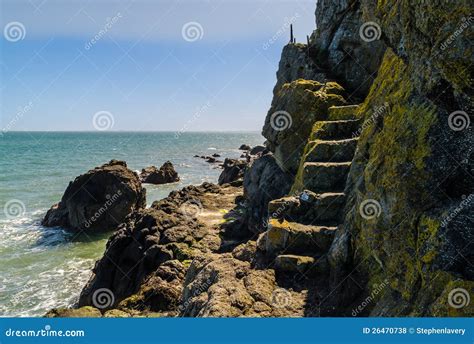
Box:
0 131 263 317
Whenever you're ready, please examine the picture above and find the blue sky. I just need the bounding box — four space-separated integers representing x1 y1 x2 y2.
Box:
0 0 316 131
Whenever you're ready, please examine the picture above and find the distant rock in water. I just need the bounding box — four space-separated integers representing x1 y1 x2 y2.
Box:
42 160 146 232
239 144 251 151
140 161 180 184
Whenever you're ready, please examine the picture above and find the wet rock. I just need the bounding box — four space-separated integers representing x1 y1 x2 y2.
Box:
239 144 251 150
140 161 179 184
42 160 146 232
249 145 267 155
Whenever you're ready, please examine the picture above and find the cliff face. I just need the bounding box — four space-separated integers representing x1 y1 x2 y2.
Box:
257 0 473 316
329 1 473 316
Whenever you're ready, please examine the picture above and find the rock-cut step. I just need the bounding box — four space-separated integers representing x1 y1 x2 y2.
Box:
327 104 360 121
311 119 361 141
268 191 346 225
262 218 336 256
301 162 351 193
305 138 358 163
275 254 329 275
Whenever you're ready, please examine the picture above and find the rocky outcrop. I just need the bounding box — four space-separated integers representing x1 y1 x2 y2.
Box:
272 44 328 94
140 161 179 184
310 0 385 97
262 79 347 174
242 154 293 234
42 160 146 232
77 182 245 314
218 158 247 186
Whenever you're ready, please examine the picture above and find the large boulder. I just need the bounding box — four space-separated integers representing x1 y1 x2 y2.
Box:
140 161 179 184
42 160 146 232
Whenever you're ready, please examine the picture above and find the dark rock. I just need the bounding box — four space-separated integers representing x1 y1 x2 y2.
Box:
239 144 251 151
218 158 248 185
42 160 146 232
242 154 292 233
140 161 179 184
249 145 267 155
212 153 221 157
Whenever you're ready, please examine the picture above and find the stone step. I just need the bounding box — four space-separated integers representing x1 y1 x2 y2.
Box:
305 138 358 163
302 162 351 193
275 254 329 275
328 104 360 121
310 119 361 141
264 219 336 255
268 191 345 224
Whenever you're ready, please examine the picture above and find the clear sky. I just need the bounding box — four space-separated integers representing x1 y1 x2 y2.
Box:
0 0 316 132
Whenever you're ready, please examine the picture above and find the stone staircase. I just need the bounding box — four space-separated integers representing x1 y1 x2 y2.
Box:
260 104 361 276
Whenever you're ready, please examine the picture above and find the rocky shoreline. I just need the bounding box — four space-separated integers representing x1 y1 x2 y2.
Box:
46 0 473 317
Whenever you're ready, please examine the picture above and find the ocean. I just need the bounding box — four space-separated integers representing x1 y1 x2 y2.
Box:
0 131 263 317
